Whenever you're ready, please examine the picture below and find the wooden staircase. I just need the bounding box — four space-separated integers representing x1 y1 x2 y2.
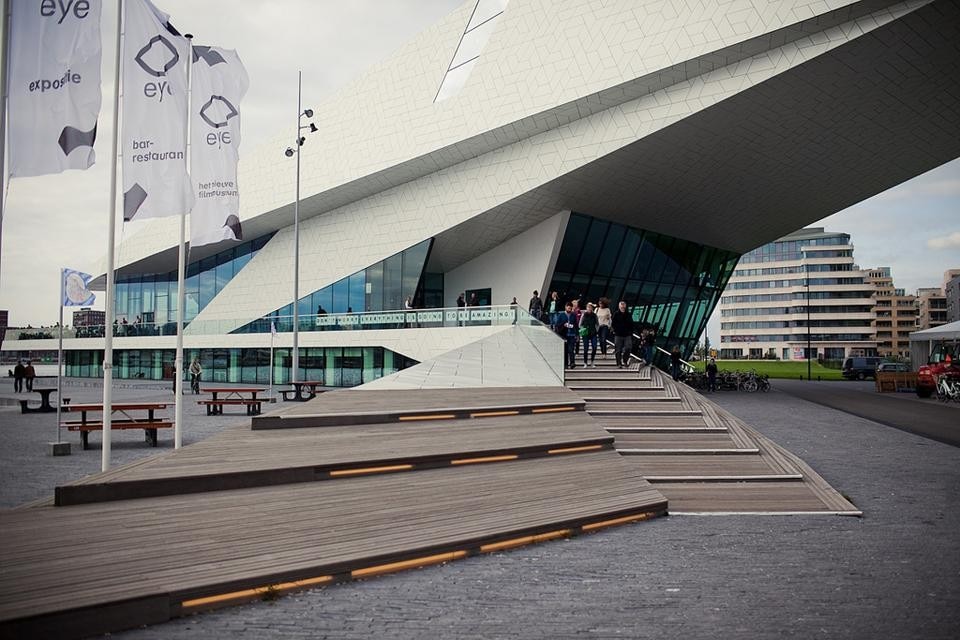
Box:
565 357 860 515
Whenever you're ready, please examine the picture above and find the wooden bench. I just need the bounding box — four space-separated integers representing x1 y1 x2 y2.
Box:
198 398 263 416
63 419 173 449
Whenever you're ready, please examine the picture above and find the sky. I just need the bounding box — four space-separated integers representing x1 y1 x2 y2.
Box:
0 0 958 330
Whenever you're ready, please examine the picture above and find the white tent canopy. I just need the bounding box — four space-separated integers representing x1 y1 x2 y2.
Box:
910 320 960 342
909 320 960 370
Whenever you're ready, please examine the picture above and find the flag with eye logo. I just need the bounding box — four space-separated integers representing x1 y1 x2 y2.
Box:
189 45 249 247
7 0 103 177
121 0 193 221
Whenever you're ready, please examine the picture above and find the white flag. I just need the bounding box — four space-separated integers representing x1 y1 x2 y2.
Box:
190 46 249 247
7 0 102 177
121 0 193 221
62 269 96 306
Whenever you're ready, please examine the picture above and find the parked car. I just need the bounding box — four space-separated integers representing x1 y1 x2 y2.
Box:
916 343 960 398
841 356 881 380
876 362 909 373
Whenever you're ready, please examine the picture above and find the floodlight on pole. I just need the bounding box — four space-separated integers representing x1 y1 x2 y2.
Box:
284 70 316 384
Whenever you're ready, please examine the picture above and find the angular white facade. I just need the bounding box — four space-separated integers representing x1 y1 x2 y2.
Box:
10 0 958 383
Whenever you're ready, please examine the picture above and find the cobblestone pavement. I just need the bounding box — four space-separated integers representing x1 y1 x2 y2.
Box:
3 381 958 639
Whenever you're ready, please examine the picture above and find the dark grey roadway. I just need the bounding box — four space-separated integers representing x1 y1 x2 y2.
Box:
774 379 960 447
2 379 958 639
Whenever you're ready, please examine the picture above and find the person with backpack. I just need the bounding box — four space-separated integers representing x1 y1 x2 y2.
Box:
189 358 203 394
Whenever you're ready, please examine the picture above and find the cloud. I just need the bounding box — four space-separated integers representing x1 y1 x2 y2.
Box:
927 231 960 250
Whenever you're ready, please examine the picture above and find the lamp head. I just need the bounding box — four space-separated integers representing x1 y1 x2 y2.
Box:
298 136 306 146
284 147 294 157
309 123 318 133
303 108 314 118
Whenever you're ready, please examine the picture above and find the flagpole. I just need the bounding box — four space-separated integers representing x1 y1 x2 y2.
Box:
269 326 275 401
57 271 64 446
101 0 123 472
174 34 194 450
0 0 9 284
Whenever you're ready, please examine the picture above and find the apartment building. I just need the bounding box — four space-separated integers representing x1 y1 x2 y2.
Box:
942 269 960 324
719 228 876 361
865 268 916 359
915 287 948 330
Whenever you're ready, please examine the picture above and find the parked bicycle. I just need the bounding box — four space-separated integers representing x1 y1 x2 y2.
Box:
935 374 960 403
683 369 770 393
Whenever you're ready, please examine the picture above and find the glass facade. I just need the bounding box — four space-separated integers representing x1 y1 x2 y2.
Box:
64 347 417 386
547 212 740 361
234 239 432 334
114 234 273 332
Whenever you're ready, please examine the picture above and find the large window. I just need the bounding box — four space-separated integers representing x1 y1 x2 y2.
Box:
548 213 740 361
64 346 417 386
114 234 273 331
235 239 433 334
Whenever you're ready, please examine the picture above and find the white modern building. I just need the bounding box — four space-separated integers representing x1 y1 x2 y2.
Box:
4 0 960 385
719 228 877 361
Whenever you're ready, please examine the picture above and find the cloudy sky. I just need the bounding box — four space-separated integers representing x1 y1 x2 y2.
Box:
1 0 958 329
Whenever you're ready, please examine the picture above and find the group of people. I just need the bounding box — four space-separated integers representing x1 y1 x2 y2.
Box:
528 290 661 370
11 360 37 392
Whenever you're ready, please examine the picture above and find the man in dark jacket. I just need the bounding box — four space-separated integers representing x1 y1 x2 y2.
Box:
611 301 634 368
13 361 25 393
528 291 543 320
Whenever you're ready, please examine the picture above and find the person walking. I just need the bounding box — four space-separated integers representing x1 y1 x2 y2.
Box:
611 301 634 368
580 302 599 367
189 357 202 394
456 293 465 327
670 346 682 381
596 298 612 358
24 361 36 392
13 361 25 393
706 357 718 392
528 290 543 321
643 326 657 366
561 302 579 369
547 291 561 331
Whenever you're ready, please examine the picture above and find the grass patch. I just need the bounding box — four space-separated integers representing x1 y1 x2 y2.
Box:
690 360 845 380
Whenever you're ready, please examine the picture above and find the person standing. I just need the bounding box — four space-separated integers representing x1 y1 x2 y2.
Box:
611 301 634 368
189 357 203 394
13 361 25 393
706 357 718 392
643 326 657 366
670 346 682 381
561 302 579 369
596 298 612 359
580 302 599 367
24 361 36 392
547 291 561 331
528 290 543 320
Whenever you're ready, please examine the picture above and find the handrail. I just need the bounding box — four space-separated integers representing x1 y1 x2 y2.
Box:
654 344 695 373
6 305 547 340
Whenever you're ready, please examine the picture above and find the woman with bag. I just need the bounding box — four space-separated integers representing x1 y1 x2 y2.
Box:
579 302 599 367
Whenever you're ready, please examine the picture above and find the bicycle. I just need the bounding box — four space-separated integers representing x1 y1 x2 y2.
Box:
935 374 960 403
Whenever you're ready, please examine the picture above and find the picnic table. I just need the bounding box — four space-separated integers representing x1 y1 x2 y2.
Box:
199 387 266 415
279 381 324 402
19 387 74 414
60 402 172 449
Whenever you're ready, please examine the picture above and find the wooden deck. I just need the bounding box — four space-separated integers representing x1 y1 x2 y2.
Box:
252 386 584 429
0 387 665 639
565 361 860 515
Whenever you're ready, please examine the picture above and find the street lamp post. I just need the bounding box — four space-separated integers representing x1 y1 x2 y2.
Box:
806 264 812 381
285 71 316 383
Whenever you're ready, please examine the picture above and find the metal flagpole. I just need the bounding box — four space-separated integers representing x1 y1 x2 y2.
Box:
174 34 194 449
57 271 64 445
101 0 123 472
0 0 9 284
269 323 275 401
